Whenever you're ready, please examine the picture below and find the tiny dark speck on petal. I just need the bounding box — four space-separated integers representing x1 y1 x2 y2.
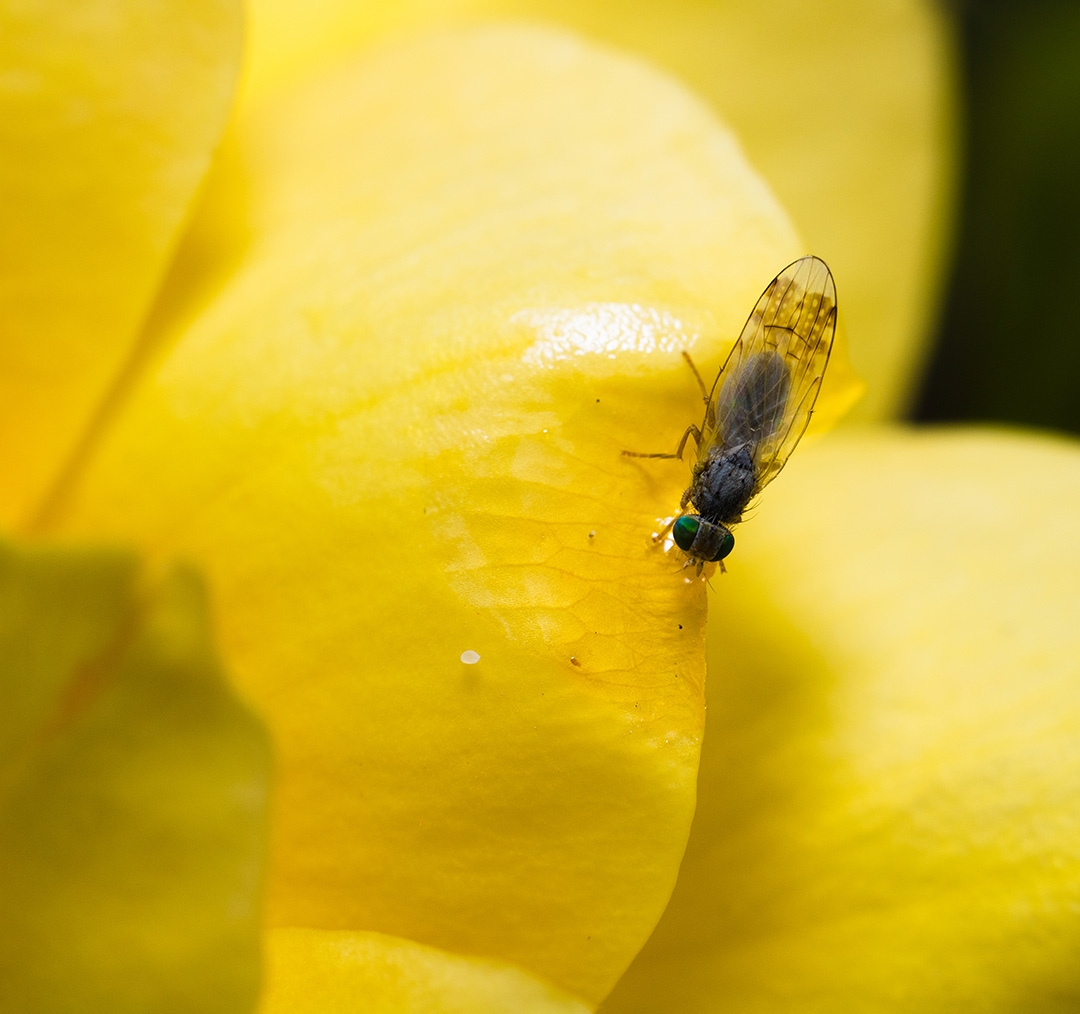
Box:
570 656 582 667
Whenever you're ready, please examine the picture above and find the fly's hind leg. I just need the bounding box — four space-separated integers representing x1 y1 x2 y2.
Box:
681 351 710 405
622 423 702 461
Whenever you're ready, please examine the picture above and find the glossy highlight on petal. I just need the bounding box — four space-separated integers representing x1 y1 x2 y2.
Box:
516 303 697 366
239 0 954 421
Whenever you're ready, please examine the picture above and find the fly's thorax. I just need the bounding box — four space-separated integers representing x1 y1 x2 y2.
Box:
690 443 755 525
672 515 734 563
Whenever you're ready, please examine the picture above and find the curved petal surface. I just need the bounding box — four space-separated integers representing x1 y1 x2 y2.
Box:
239 0 954 421
607 427 1080 1012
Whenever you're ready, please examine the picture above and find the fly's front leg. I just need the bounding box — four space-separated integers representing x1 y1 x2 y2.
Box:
622 423 702 461
651 485 697 545
652 510 684 544
651 487 696 547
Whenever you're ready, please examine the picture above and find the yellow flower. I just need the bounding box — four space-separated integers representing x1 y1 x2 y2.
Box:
6 1 1080 1012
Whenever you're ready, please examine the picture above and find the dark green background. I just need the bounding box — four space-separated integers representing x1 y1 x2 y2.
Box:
914 0 1080 433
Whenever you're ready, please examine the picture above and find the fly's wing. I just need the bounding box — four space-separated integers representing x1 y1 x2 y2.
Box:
699 256 837 493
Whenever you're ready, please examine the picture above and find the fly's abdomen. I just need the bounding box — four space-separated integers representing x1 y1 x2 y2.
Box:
719 349 791 448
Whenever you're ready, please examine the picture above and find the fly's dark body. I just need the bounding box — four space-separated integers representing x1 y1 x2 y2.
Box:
691 348 791 518
692 443 755 526
623 257 837 571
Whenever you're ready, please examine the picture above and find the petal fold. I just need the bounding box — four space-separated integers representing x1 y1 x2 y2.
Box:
260 928 591 1013
0 0 243 527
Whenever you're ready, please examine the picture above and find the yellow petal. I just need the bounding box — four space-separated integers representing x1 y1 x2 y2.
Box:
239 0 954 420
0 548 270 1012
46 27 856 1003
0 0 243 528
606 427 1080 1011
260 928 591 1013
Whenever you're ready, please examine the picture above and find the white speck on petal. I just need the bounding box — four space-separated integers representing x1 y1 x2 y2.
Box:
460 650 481 665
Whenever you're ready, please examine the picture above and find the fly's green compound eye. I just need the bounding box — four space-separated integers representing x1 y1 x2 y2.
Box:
672 515 699 551
711 531 735 562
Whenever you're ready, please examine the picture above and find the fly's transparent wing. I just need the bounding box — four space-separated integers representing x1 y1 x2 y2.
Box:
698 256 837 493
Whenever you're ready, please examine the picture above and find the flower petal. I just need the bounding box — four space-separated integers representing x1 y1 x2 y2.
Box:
0 547 270 1012
0 0 242 528
260 928 591 1013
238 0 954 420
606 427 1080 1011
47 26 856 1004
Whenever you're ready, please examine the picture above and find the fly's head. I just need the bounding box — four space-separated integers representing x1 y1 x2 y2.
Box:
672 514 735 565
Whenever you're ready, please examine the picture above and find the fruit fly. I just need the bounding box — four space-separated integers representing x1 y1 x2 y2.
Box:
624 255 837 571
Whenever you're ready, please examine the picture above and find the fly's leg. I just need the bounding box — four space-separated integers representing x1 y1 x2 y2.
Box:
624 356 707 547
651 510 684 545
622 424 702 461
623 351 711 458
650 483 699 545
675 424 703 459
644 486 697 546
682 351 710 405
